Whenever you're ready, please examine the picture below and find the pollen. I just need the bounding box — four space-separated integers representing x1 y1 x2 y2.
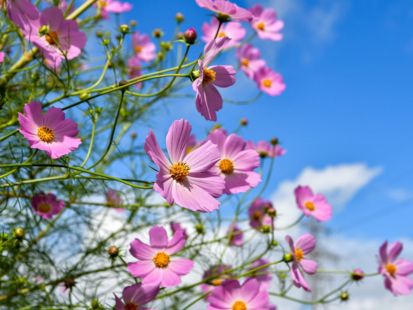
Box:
241 58 249 67
124 303 138 310
203 67 216 84
294 248 305 261
134 45 143 54
38 203 51 213
37 126 55 143
304 201 316 212
153 252 170 268
232 300 247 310
256 21 266 31
385 263 397 277
169 162 190 182
45 31 59 45
219 158 234 175
218 31 227 38
262 79 272 88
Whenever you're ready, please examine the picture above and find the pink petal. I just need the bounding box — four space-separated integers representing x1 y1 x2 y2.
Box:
149 226 168 248
168 258 194 275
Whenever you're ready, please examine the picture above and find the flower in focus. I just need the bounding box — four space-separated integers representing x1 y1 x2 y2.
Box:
237 44 266 79
201 264 233 293
170 222 188 240
207 278 271 309
128 226 193 287
196 0 253 22
248 198 274 231
248 258 272 289
193 37 236 121
254 66 285 96
32 193 65 220
132 31 156 62
97 0 132 19
18 101 82 159
114 283 159 310
202 17 246 48
378 241 413 296
208 129 261 194
250 5 284 41
294 186 332 222
249 140 286 158
228 223 243 246
285 233 318 292
105 189 123 211
7 0 39 33
144 119 224 212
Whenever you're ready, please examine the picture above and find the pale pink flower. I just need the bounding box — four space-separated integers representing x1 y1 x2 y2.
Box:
201 264 233 293
128 226 193 287
254 66 285 96
202 17 246 49
18 101 82 159
228 223 243 246
237 44 266 79
294 186 332 222
285 234 318 292
378 241 413 296
196 0 253 21
250 5 284 41
7 0 39 33
114 283 159 310
248 140 286 158
248 198 273 231
144 119 224 212
193 37 236 121
32 193 65 219
132 32 156 62
97 0 132 19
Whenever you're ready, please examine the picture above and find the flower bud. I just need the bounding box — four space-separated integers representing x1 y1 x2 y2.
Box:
270 137 279 146
79 92 90 100
195 223 205 234
351 268 364 281
102 39 110 46
340 291 349 301
240 118 248 126
283 253 293 263
160 41 172 52
153 28 163 38
130 20 138 27
119 24 129 34
38 25 50 36
13 227 25 240
176 32 184 40
118 80 129 88
266 206 277 218
130 132 137 140
271 240 279 247
63 277 76 290
95 31 103 38
261 225 271 233
176 12 184 24
184 28 197 45
107 246 119 258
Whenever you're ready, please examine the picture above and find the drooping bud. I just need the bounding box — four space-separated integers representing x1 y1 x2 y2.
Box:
107 246 119 258
184 28 197 45
351 268 364 281
176 12 184 24
283 253 293 263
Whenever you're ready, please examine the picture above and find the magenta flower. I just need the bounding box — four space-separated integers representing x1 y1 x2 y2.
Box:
248 198 273 231
97 0 132 19
250 5 284 41
254 66 285 96
378 241 413 296
7 0 39 33
228 223 243 246
193 37 236 121
285 234 318 292
144 119 224 212
0 51 4 63
294 186 332 222
114 283 159 310
18 101 81 159
196 0 253 21
132 32 156 62
202 17 246 48
237 44 266 79
128 226 193 287
208 129 261 194
249 259 272 289
207 278 270 310
201 264 233 293
170 222 188 240
32 193 65 220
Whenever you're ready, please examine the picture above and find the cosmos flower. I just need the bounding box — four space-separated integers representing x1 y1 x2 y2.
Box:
128 226 193 287
378 241 413 296
170 222 188 240
294 186 333 222
201 264 233 293
114 283 159 310
202 17 246 49
254 66 285 96
132 31 156 62
97 0 132 19
196 0 253 22
248 258 272 289
193 37 236 121
145 119 224 212
18 101 82 159
247 140 286 159
236 44 266 79
248 198 274 231
6 0 39 33
228 223 243 246
31 193 65 220
105 189 123 211
285 234 318 292
250 5 284 41
0 51 4 63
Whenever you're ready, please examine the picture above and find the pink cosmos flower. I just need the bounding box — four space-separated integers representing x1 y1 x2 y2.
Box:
193 37 236 121
207 278 271 310
0 51 4 63
24 7 87 68
202 17 246 49
18 101 82 159
32 193 65 220
7 0 39 33
144 119 224 212
114 283 159 310
294 186 333 222
132 32 156 62
250 5 284 41
248 198 274 231
128 226 194 287
196 0 253 22
254 66 285 96
378 241 413 296
97 0 132 19
201 264 233 293
208 129 261 194
170 222 188 240
228 223 243 246
248 140 286 159
249 258 272 289
237 44 266 79
105 188 123 212
127 55 142 89
285 234 318 292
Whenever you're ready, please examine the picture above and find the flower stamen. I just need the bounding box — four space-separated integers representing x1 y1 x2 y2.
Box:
38 203 51 213
203 68 216 84
256 21 266 31
232 300 247 310
219 158 234 175
294 248 305 261
153 252 170 268
45 31 59 45
169 162 190 182
385 263 397 277
262 79 272 88
37 126 55 143
304 201 316 212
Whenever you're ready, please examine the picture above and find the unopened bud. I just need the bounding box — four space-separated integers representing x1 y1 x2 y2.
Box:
184 28 197 45
283 253 293 263
240 118 248 126
120 24 129 34
38 25 50 36
340 291 349 301
79 92 90 100
102 39 110 46
118 80 129 88
13 227 25 240
271 240 279 247
130 20 138 27
270 137 279 146
266 207 277 218
176 32 184 40
176 12 184 24
63 277 76 290
153 28 163 38
95 31 103 38
351 268 364 281
107 246 119 258
160 41 172 51
130 132 137 140
195 223 204 234
261 225 271 233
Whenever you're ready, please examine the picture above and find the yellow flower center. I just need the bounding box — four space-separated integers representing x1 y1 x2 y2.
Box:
232 300 247 310
294 248 304 261
169 162 190 183
38 203 51 213
218 31 227 38
203 67 216 84
385 263 397 277
241 58 249 67
262 79 272 88
45 31 59 45
210 278 223 286
37 126 55 143
98 0 107 8
134 45 143 54
304 201 316 211
256 21 266 31
124 303 138 310
219 158 234 175
153 252 170 268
